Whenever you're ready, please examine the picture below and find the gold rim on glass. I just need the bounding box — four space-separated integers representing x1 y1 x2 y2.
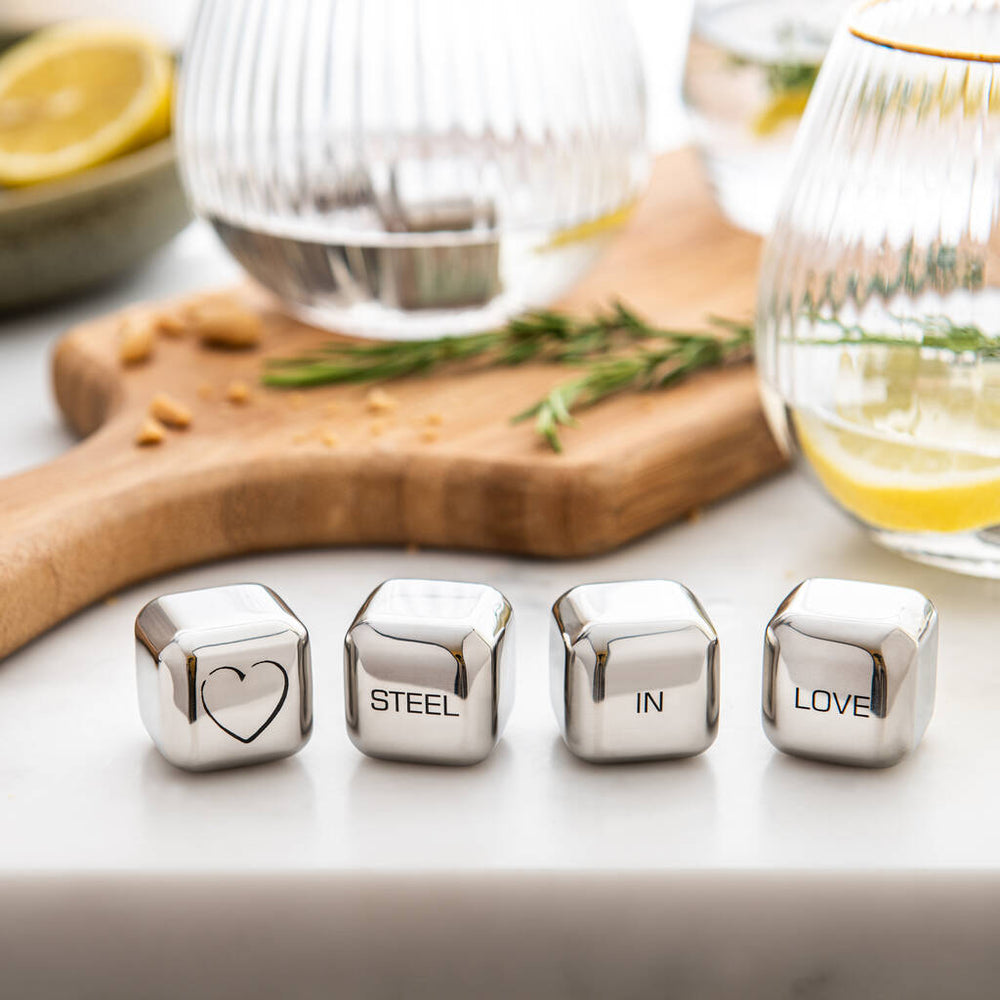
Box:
849 0 1000 63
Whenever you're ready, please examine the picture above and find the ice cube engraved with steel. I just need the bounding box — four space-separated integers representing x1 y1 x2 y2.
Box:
135 584 312 771
762 578 937 768
344 579 514 765
551 580 720 762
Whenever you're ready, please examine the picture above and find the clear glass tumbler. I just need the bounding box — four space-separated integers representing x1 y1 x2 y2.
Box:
757 0 1000 577
176 0 648 339
683 0 850 234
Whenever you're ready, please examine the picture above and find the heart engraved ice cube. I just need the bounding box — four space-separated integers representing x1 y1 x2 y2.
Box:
135 584 311 771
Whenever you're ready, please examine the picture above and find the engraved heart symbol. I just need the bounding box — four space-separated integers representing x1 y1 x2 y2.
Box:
200 660 289 744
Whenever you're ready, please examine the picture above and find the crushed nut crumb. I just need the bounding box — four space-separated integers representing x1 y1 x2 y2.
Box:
135 417 166 446
424 412 444 426
118 316 156 365
420 428 440 443
155 311 187 338
226 381 251 404
197 383 214 400
365 388 398 414
321 431 340 448
149 392 192 429
190 300 263 349
370 418 390 437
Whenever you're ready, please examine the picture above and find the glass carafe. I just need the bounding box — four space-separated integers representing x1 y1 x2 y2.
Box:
177 0 648 339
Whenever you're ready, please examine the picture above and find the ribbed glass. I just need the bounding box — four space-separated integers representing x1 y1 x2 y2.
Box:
683 0 850 234
757 0 1000 576
176 0 648 338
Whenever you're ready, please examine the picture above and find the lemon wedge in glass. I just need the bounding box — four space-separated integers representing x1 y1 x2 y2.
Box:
795 408 1000 534
0 21 172 187
750 87 812 137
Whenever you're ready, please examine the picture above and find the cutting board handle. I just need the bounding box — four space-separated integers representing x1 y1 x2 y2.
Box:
0 430 177 659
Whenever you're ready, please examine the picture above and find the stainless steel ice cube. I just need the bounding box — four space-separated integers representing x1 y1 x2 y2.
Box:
550 580 720 762
135 584 312 771
344 579 514 765
762 578 937 768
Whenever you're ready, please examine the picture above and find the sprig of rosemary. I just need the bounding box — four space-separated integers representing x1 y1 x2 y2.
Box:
263 304 754 452
763 61 819 97
726 54 819 98
513 316 752 451
809 314 1000 354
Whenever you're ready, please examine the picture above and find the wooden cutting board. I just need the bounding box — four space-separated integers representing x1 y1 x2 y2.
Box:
0 149 786 660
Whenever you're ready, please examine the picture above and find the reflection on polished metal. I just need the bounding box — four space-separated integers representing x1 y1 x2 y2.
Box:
550 580 720 762
762 578 937 768
344 579 514 765
135 584 312 771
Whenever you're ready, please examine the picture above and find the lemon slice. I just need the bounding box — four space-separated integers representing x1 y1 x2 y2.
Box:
750 88 811 138
0 21 172 187
540 201 638 252
795 410 1000 533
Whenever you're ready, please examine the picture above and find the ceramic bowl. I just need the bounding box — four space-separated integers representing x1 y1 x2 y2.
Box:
0 137 191 311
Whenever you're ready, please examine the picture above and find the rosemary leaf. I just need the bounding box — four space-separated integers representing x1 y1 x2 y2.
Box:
513 321 752 450
264 305 754 452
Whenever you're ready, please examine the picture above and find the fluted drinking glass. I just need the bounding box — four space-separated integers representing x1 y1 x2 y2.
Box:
757 0 1000 577
177 0 648 339
683 0 851 234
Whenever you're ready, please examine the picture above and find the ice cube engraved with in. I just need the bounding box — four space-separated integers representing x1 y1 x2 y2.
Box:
551 580 719 762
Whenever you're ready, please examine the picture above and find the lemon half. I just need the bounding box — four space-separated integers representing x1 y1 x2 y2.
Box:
0 21 172 187
795 410 1000 534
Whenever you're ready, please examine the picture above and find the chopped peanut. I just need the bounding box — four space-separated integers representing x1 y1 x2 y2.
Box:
135 417 166 446
369 418 391 437
365 388 398 414
225 381 251 404
197 383 214 400
424 411 444 426
320 430 340 448
190 299 263 349
420 428 440 443
149 393 192 429
118 315 156 365
155 310 187 338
